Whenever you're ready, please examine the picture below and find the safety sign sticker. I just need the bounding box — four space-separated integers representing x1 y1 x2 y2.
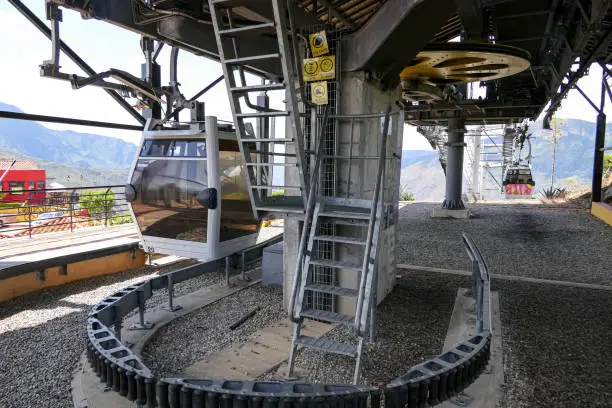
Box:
310 81 328 105
302 55 336 82
309 31 329 57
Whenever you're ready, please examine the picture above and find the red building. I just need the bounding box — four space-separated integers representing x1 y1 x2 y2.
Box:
0 160 46 203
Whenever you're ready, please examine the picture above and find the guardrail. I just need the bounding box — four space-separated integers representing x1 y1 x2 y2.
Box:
0 185 131 238
84 234 491 408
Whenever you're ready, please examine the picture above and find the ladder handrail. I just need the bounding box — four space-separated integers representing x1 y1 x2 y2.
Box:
225 9 273 113
285 0 313 109
353 104 392 333
289 106 331 321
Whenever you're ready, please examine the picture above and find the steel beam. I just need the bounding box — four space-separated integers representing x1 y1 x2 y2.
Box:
592 112 606 203
7 0 145 125
592 75 607 203
163 75 224 121
455 0 484 40
0 110 143 131
316 0 356 29
544 25 612 124
342 0 455 86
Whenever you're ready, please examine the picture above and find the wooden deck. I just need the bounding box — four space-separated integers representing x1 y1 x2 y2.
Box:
0 224 140 278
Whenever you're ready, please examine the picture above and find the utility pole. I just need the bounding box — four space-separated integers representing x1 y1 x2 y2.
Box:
549 117 563 189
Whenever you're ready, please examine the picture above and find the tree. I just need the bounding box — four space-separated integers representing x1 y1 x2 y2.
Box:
546 117 565 189
604 154 612 175
79 189 115 218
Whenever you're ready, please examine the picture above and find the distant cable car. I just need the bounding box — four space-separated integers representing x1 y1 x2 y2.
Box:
125 117 263 261
503 124 536 198
502 164 535 197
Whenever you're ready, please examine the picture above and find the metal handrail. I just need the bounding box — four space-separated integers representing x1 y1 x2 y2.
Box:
353 105 392 334
0 185 132 238
288 106 330 321
461 233 491 334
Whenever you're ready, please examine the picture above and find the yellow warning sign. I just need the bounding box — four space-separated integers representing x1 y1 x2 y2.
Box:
302 55 336 82
309 31 329 57
311 81 328 105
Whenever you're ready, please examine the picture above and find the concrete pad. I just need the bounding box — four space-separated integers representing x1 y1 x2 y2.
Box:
182 319 333 380
431 208 471 219
441 288 503 408
72 269 263 408
591 202 612 226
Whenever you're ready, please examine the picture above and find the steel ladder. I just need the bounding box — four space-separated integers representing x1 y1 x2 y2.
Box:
287 108 393 384
209 0 308 218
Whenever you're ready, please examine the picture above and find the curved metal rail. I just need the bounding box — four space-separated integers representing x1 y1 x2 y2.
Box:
84 234 492 407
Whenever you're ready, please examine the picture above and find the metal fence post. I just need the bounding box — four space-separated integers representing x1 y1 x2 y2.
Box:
104 189 109 227
164 274 182 312
69 200 74 232
225 256 232 287
130 289 154 330
241 252 248 281
27 198 32 238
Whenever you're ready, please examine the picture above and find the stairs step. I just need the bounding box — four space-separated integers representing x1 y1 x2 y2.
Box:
305 283 358 297
314 235 366 246
255 204 305 214
219 22 276 37
318 209 371 220
225 53 280 65
212 0 253 7
237 111 289 118
324 218 369 227
252 151 296 157
230 83 285 93
251 185 302 190
295 335 357 357
309 258 362 272
301 309 354 326
246 162 298 167
241 138 295 143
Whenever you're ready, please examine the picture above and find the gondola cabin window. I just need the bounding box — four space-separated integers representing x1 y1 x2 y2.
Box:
140 139 206 157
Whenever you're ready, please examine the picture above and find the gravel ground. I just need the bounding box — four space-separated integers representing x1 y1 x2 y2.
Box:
267 270 466 385
397 203 612 285
494 280 612 408
0 259 214 408
126 261 225 314
141 283 286 377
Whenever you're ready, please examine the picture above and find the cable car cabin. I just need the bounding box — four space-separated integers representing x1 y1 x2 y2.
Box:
503 165 535 198
125 118 262 261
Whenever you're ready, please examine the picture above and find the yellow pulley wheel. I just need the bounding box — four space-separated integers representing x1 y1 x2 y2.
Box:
400 42 531 85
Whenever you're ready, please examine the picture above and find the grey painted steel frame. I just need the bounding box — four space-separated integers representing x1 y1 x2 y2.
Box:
85 233 491 407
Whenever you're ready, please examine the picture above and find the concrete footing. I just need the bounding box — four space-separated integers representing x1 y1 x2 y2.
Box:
441 288 503 408
71 269 262 408
431 208 471 219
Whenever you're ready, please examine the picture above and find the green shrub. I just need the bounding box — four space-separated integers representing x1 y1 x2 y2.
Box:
540 186 567 199
110 214 133 226
399 185 416 201
79 189 115 217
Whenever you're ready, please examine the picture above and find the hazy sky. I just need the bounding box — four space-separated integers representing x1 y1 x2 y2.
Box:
1 0 611 150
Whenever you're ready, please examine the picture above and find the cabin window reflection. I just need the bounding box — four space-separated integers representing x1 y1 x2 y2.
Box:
219 146 259 242
140 139 206 158
130 158 209 242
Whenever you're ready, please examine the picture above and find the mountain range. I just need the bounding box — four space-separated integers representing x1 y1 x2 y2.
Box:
0 102 137 171
400 118 611 200
0 101 607 198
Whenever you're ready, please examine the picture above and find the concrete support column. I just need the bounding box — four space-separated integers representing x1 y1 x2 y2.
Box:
592 112 606 203
471 132 482 200
443 117 467 209
283 71 401 313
